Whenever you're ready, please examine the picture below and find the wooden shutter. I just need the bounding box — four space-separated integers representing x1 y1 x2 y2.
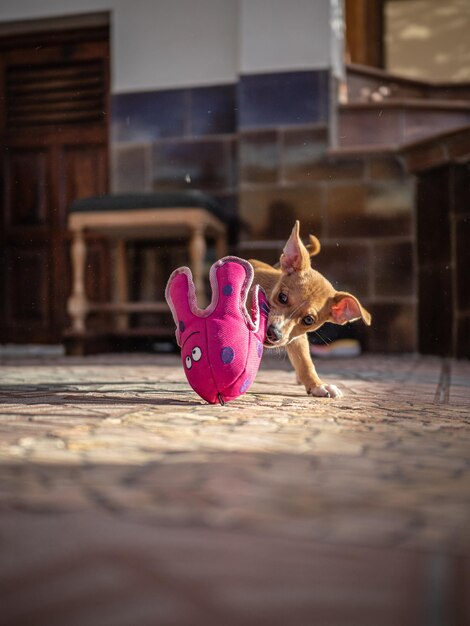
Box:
5 58 106 128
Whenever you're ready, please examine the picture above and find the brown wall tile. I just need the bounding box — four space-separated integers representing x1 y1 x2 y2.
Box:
240 186 324 240
367 156 405 180
326 183 367 236
373 242 414 298
281 126 334 182
282 126 327 147
238 245 282 267
281 125 333 183
313 241 371 296
338 108 403 147
404 110 470 143
111 144 153 193
239 240 371 301
364 302 416 353
404 143 446 174
153 139 234 191
288 157 366 183
446 131 470 161
209 191 240 246
239 130 279 184
326 180 414 238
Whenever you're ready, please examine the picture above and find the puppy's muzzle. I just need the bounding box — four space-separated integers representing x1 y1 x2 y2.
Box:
266 324 283 345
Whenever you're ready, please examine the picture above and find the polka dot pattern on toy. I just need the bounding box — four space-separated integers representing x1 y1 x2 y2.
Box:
240 378 251 393
222 284 233 296
179 320 185 332
221 346 235 364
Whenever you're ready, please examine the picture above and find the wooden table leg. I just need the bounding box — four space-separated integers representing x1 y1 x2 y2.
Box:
189 225 207 306
67 228 89 334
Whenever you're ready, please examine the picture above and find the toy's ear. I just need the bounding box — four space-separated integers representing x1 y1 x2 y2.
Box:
165 268 197 344
279 221 311 274
211 257 250 314
211 257 262 331
330 292 371 326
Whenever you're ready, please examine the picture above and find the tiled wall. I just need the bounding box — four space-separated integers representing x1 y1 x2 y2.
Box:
111 83 238 213
110 69 417 353
111 69 328 216
237 130 416 353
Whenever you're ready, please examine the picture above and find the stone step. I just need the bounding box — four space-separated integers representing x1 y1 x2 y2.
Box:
328 125 470 186
338 99 470 149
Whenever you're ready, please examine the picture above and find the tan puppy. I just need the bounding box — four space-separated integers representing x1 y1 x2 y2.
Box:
249 221 371 398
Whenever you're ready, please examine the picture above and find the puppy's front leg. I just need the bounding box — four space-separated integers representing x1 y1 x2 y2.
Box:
286 335 343 398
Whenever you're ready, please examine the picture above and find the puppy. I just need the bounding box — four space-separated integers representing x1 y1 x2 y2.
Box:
249 221 371 398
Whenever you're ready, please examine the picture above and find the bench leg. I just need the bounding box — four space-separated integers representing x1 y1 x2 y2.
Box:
189 225 207 306
67 228 88 334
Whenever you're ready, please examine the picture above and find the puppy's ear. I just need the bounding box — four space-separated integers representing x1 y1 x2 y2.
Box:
329 292 372 326
280 221 311 273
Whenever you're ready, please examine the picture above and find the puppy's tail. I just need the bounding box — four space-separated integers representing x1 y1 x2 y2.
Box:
306 235 321 258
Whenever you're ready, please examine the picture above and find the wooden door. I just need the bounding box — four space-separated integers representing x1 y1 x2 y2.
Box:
345 0 384 68
0 26 110 343
416 163 470 358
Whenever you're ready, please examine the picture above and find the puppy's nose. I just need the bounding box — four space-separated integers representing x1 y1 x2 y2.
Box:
267 325 282 342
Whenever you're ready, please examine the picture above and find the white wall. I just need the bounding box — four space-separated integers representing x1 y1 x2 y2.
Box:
0 0 333 92
239 0 330 74
0 0 239 91
113 0 238 92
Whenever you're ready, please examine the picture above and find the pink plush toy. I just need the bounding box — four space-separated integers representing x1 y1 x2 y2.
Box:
165 256 269 405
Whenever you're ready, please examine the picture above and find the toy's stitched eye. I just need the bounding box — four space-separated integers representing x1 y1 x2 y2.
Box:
303 315 315 326
185 356 192 369
278 292 288 304
192 346 202 362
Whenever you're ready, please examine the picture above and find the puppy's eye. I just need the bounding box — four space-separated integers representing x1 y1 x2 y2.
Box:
278 292 288 305
303 315 315 326
192 346 202 362
185 355 192 369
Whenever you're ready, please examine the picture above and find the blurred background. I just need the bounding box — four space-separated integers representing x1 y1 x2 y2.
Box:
0 0 469 358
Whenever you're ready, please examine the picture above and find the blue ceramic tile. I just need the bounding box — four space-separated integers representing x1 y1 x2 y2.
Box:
190 84 237 136
111 89 189 143
238 70 329 129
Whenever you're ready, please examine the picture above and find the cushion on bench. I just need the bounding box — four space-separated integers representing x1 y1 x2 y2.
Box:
69 191 229 224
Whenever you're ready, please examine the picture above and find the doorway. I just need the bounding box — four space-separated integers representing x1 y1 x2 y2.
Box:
345 0 470 81
0 15 110 343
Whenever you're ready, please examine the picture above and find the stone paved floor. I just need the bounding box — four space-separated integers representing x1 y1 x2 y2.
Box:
0 352 469 626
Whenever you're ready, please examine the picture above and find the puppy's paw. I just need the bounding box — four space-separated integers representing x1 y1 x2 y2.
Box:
307 384 343 399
